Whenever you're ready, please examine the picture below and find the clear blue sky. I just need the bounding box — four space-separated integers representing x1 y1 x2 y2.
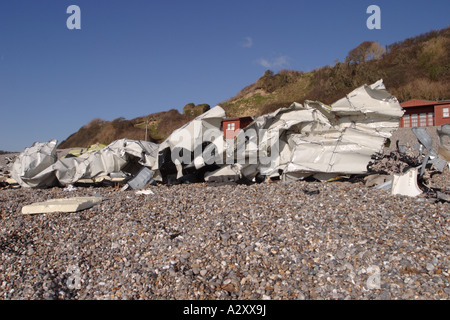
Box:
1 0 449 151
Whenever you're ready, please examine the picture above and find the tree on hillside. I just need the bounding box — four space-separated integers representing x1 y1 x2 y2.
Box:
346 41 385 65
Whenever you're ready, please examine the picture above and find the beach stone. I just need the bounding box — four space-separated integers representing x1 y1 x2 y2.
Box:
0 172 447 300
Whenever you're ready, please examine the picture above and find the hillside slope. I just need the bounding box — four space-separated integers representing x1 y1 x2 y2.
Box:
59 26 450 149
222 26 450 117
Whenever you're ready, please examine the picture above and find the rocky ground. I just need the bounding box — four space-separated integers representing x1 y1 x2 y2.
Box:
0 176 448 300
0 127 448 300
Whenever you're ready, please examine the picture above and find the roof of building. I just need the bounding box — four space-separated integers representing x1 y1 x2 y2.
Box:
401 99 450 108
222 116 254 122
401 99 437 108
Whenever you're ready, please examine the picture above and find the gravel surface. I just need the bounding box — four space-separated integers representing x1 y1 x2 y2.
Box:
1 129 448 300
0 178 448 300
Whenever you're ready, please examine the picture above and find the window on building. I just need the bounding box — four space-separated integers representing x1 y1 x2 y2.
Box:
403 115 410 127
227 123 235 131
420 113 427 127
428 112 434 126
444 108 449 118
411 114 418 127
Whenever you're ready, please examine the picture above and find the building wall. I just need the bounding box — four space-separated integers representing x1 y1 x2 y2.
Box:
222 117 253 139
434 104 450 126
400 106 434 128
223 120 240 139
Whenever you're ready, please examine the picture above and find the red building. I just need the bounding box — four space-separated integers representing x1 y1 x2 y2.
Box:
222 117 254 139
399 99 450 128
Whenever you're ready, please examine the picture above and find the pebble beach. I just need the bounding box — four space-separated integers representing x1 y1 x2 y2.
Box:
0 175 448 300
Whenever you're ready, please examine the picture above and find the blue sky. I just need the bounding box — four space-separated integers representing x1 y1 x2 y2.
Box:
1 0 449 151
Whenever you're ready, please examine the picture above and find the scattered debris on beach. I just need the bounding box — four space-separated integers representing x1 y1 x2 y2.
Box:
0 81 449 300
2 80 448 204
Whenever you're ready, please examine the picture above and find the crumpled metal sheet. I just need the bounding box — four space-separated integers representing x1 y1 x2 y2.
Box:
204 164 242 182
240 79 404 180
11 140 59 188
12 138 159 188
437 123 450 162
152 106 226 181
412 127 448 175
12 79 405 188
